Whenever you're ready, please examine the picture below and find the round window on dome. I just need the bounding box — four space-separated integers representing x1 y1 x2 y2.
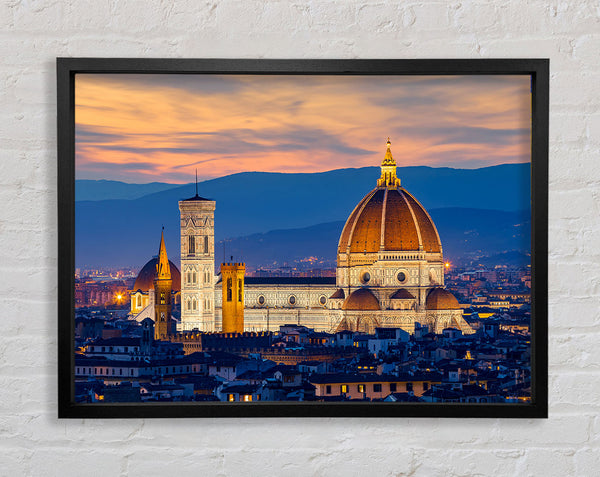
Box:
397 271 407 283
257 295 265 305
361 272 371 284
319 295 327 306
288 295 296 306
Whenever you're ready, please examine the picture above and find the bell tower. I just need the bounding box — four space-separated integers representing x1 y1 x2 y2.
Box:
220 262 245 333
179 178 216 332
153 229 172 340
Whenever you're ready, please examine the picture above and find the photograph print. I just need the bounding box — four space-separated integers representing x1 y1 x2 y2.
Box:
66 61 543 416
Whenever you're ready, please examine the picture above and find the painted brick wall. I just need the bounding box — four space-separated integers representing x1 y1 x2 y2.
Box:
1 1 598 475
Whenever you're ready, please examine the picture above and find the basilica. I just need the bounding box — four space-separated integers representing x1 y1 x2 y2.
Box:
130 140 473 336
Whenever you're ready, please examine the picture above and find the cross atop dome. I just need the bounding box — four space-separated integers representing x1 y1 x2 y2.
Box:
377 138 401 188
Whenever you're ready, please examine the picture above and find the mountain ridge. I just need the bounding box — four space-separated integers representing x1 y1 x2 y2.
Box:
75 163 531 268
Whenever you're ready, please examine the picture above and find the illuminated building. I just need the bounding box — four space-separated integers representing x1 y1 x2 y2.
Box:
153 229 173 339
130 139 473 336
129 258 180 316
220 262 245 333
212 139 473 335
178 188 216 332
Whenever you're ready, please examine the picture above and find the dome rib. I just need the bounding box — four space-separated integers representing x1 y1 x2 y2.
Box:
349 188 385 253
337 187 441 255
403 189 442 253
337 189 377 255
384 189 420 251
379 188 388 250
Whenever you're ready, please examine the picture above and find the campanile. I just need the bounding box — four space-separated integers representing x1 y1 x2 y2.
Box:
179 188 216 332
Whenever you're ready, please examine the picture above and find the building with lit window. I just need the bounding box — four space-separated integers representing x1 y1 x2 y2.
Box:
130 140 473 336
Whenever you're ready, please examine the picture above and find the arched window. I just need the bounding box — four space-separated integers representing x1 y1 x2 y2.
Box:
192 271 197 283
226 278 232 302
204 235 208 253
192 298 197 311
188 235 195 254
136 295 141 307
238 279 243 302
186 299 191 311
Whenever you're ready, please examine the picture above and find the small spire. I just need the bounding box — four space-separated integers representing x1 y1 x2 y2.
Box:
382 138 395 166
156 228 171 280
377 138 401 188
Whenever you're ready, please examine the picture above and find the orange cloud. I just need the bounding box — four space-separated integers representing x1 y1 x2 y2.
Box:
75 74 531 183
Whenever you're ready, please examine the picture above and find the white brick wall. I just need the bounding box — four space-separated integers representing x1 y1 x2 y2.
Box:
0 1 598 475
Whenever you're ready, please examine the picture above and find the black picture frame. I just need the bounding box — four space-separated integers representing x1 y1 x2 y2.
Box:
57 58 548 418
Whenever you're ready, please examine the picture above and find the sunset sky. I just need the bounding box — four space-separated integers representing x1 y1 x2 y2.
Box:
75 74 531 184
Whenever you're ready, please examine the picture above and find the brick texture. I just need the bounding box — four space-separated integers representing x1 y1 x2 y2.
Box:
0 1 598 475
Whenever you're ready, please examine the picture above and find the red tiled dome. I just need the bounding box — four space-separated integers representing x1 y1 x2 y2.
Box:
426 288 460 310
337 140 442 259
342 288 380 311
338 187 441 255
132 258 181 292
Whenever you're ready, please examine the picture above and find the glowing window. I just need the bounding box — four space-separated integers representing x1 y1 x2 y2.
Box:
243 395 252 402
228 394 235 402
341 385 348 393
358 384 365 393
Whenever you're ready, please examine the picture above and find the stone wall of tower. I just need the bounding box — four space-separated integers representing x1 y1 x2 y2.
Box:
179 199 216 332
153 275 172 339
220 262 245 333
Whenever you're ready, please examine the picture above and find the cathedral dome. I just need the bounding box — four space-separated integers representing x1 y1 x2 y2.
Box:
390 288 415 300
132 258 181 293
426 288 460 310
337 140 441 257
342 288 380 311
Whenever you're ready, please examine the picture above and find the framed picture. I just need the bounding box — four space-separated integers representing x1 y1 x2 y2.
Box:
58 58 548 418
